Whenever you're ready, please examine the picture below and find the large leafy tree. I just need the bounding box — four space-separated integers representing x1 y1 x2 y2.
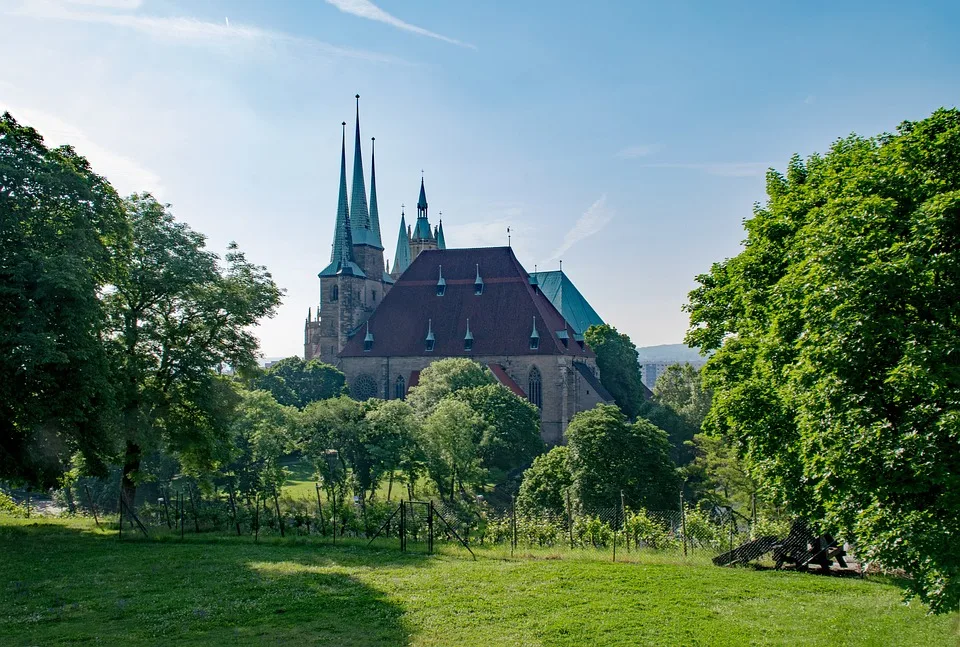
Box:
406 358 494 416
516 446 572 516
653 363 712 430
105 194 282 507
420 398 489 500
451 384 544 472
226 387 298 499
685 109 960 611
584 324 645 419
0 113 129 486
252 356 345 409
566 404 679 511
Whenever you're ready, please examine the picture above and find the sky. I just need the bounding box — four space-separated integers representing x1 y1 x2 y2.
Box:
2 0 958 359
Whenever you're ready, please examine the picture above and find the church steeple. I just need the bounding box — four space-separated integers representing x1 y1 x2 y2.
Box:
437 218 446 249
393 208 412 277
349 94 380 249
320 122 362 277
412 176 433 240
368 136 383 248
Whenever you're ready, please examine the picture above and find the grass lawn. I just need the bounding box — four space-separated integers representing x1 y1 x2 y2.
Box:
1 517 956 646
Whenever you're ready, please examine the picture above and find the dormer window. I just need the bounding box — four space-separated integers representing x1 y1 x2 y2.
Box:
556 329 569 348
474 264 484 295
464 318 474 351
363 323 374 352
530 316 540 350
436 265 446 296
425 318 435 352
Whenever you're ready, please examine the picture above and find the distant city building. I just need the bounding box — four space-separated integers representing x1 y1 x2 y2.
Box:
640 359 707 391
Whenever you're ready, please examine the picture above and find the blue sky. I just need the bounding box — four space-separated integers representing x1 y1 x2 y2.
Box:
2 0 958 358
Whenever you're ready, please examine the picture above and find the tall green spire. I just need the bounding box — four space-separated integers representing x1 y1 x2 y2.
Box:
368 136 383 248
437 219 446 249
413 176 433 240
393 209 412 275
418 177 427 210
349 94 381 249
320 122 362 277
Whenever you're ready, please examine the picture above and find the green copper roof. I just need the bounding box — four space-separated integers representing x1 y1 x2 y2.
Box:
367 137 383 248
418 178 427 208
413 216 433 240
320 124 364 277
532 270 603 335
393 212 412 275
437 220 446 249
348 97 382 250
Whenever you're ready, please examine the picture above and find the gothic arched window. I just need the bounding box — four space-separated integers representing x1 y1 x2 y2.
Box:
394 375 406 400
528 366 542 410
330 285 339 302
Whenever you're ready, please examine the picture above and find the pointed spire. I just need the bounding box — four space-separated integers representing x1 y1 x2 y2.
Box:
333 122 354 266
437 219 446 249
413 176 432 240
474 263 484 294
464 318 473 341
349 94 376 248
418 176 427 209
368 136 383 247
307 307 312 322
436 264 446 295
393 208 412 275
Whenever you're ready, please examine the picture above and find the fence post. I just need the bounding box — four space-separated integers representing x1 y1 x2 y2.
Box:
680 491 687 557
228 482 240 536
254 494 260 544
273 491 285 538
84 484 100 528
117 492 123 540
400 499 406 552
332 489 338 545
510 495 517 557
315 484 327 537
179 492 184 540
428 501 434 555
566 489 574 550
621 490 628 554
612 501 617 563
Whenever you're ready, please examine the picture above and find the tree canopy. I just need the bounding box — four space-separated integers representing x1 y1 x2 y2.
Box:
0 113 129 486
451 383 543 472
406 358 495 415
685 108 960 611
251 357 346 409
584 324 645 419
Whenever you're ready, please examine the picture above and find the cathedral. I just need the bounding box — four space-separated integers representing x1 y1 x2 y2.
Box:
304 98 612 444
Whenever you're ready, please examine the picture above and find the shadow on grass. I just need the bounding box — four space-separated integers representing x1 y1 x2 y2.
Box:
0 519 417 645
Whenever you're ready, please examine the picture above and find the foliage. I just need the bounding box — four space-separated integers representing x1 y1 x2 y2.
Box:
0 113 129 486
300 396 364 499
516 446 572 517
451 384 544 472
406 358 494 416
227 388 298 498
419 398 488 500
104 193 282 506
682 506 724 549
752 515 792 540
361 399 421 500
583 324 645 419
683 432 758 510
566 404 680 511
636 399 698 466
251 357 345 409
572 514 613 547
685 108 960 611
0 491 28 518
624 509 675 550
653 363 712 430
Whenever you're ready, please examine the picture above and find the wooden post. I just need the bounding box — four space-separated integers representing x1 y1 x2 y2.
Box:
254 494 261 544
188 487 200 533
510 495 517 557
84 484 100 528
117 492 123 540
428 501 434 555
680 491 687 557
566 489 574 550
315 484 327 537
161 488 172 529
621 490 628 554
332 489 337 545
273 492 284 538
399 499 406 552
228 482 240 536
180 493 185 540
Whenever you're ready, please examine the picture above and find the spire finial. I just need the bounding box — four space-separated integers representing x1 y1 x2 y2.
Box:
507 226 511 247
559 259 562 272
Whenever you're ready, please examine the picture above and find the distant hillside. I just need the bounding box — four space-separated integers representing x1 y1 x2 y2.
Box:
635 344 708 365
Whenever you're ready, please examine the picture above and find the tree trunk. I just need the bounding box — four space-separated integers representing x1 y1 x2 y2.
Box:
387 472 394 502
121 441 141 514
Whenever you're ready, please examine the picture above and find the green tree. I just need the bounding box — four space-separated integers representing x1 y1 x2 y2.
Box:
252 357 346 409
684 432 758 510
566 404 679 511
653 363 712 430
105 194 282 508
363 399 420 501
451 384 544 472
516 446 572 516
406 358 494 416
0 113 129 486
300 396 364 501
420 398 488 500
227 388 298 499
685 109 960 611
584 324 644 419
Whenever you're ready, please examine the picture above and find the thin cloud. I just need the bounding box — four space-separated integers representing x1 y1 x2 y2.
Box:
325 0 475 50
62 0 142 8
1 102 164 196
545 195 613 263
12 0 405 64
640 162 770 177
617 144 659 159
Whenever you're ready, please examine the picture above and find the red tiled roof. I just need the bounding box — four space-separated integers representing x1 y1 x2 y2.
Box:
488 363 526 398
341 247 594 358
